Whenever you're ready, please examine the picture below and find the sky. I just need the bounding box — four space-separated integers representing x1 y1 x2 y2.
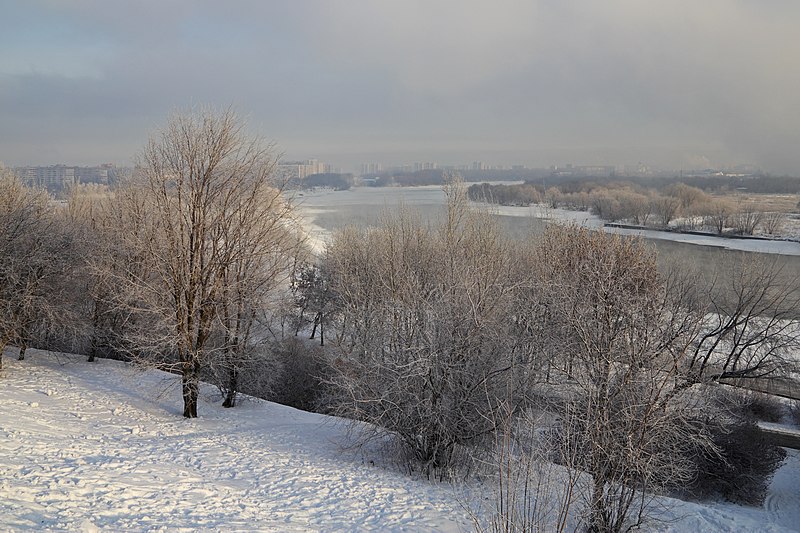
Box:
1 0 799 173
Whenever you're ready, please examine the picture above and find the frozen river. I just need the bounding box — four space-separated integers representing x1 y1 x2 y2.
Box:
295 185 800 257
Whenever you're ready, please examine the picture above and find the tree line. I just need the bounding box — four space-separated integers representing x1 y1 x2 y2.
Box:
469 181 797 236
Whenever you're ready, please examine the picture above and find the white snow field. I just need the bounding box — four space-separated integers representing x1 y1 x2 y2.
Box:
0 351 467 531
2 350 800 532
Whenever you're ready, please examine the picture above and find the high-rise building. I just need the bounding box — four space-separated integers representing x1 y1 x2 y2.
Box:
360 162 383 175
277 159 331 181
16 165 75 189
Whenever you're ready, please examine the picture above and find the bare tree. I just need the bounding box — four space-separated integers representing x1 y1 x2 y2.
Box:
650 195 681 228
63 184 117 361
760 211 786 236
545 187 562 209
0 172 80 366
703 198 735 234
520 226 713 532
87 182 161 364
108 107 299 417
323 179 535 476
686 254 800 383
475 405 581 533
213 181 307 408
481 227 797 532
589 190 620 221
665 183 709 211
731 199 765 235
619 190 652 226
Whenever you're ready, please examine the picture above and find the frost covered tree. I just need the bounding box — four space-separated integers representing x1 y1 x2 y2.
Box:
484 227 797 532
323 180 537 476
651 195 681 227
664 183 709 211
0 171 79 367
87 182 160 364
530 226 711 531
731 200 765 235
760 210 786 236
63 184 117 362
213 177 306 408
108 108 303 417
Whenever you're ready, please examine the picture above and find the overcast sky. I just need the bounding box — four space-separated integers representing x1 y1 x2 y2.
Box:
2 1 799 173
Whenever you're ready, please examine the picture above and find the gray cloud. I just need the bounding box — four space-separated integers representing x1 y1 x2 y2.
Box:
2 1 799 173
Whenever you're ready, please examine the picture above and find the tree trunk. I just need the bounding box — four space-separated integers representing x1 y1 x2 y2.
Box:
88 340 97 363
18 340 27 361
182 363 199 418
295 306 306 336
589 475 609 533
310 312 319 340
222 365 238 408
88 301 100 362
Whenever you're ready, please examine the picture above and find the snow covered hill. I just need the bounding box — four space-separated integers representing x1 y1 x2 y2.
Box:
2 350 799 531
0 351 467 531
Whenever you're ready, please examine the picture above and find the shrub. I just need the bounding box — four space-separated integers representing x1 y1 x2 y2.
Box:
322 183 534 478
682 388 787 505
686 420 786 505
787 400 800 427
740 391 785 423
270 337 328 413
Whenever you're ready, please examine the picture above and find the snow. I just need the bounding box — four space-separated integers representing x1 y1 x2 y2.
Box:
760 422 800 438
646 450 800 532
2 350 799 531
0 351 467 531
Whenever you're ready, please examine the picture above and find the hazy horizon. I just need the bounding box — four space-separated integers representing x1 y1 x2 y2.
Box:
2 1 800 174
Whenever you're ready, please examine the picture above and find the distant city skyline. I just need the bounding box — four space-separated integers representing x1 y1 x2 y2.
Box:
0 146 780 177
2 1 800 174
10 158 764 184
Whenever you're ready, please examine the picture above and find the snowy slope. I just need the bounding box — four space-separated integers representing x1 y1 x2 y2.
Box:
1 350 799 532
0 351 467 531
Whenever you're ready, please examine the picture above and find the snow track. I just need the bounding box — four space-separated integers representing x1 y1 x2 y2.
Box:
763 451 800 531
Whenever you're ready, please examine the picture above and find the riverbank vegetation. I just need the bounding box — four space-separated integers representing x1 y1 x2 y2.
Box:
468 179 800 238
